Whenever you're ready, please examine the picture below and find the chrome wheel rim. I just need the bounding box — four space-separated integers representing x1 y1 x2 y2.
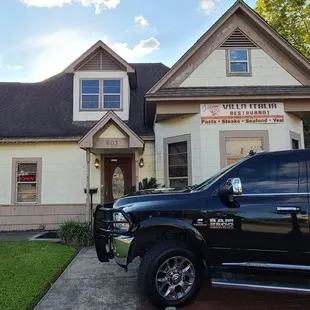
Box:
155 256 195 301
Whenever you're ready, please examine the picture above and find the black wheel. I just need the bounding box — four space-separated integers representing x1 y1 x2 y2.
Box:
138 241 204 309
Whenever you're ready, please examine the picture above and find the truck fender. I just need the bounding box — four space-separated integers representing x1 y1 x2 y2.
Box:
128 217 211 264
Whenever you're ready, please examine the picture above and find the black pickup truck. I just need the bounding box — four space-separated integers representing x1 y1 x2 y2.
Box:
94 149 310 309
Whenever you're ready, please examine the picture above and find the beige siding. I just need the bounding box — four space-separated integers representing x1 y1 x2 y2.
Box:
155 115 202 187
0 204 86 231
0 142 102 231
285 113 305 148
154 111 304 185
180 49 301 87
0 142 100 205
136 141 156 184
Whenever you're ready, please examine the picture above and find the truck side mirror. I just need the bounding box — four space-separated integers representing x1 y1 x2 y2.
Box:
218 178 242 208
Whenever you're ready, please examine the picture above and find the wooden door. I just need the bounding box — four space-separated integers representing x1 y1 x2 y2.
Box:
104 157 132 203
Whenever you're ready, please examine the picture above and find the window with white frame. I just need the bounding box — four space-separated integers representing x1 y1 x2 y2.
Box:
81 79 121 110
228 49 250 74
13 159 41 203
168 141 189 189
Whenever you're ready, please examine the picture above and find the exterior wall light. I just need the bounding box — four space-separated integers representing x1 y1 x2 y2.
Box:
94 158 100 169
139 158 144 168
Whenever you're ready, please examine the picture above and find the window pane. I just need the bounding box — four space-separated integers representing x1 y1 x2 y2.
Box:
104 80 121 93
17 183 36 202
292 139 299 150
226 138 263 157
229 50 248 61
81 80 99 94
17 163 37 182
168 142 187 155
18 163 36 174
169 154 187 166
82 80 100 87
170 178 188 189
82 95 99 109
227 156 243 166
103 95 121 109
240 160 299 194
230 62 248 73
169 165 188 177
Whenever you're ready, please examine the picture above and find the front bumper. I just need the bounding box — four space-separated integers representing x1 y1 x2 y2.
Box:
111 235 134 266
93 204 133 269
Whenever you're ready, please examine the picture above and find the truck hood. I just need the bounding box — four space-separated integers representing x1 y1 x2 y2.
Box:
113 190 193 213
113 191 201 220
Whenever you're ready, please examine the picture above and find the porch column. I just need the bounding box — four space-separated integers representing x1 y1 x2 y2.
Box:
135 149 140 190
86 148 91 223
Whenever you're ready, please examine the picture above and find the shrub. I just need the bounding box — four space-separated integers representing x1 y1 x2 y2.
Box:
138 177 159 190
59 221 94 248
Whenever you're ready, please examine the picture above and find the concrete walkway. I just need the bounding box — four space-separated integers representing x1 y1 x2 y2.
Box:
35 247 142 310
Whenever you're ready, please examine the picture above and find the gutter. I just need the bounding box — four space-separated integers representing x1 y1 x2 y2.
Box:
0 137 82 143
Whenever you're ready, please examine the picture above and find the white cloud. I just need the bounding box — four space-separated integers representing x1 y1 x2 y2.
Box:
7 65 23 70
111 37 160 58
200 0 220 15
22 30 160 81
135 15 149 28
20 0 120 14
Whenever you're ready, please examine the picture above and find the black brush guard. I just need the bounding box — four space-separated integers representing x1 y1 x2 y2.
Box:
93 204 132 262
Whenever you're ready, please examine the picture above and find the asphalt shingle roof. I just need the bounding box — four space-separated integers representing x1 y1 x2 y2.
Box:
0 63 169 139
146 86 310 97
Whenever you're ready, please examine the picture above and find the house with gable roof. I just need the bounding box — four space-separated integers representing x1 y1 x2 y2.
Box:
1 0 310 231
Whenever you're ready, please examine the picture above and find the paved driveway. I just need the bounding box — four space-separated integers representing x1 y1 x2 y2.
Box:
35 247 142 310
35 247 310 310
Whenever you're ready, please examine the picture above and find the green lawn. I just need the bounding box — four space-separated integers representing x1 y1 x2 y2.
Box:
0 241 76 310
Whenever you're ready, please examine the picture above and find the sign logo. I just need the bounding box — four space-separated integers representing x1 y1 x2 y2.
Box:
193 218 208 227
208 104 220 116
209 218 234 230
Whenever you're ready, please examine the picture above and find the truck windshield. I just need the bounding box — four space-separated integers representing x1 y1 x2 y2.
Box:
192 159 246 192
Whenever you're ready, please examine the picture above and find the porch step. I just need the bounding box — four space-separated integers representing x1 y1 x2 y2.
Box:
211 278 310 295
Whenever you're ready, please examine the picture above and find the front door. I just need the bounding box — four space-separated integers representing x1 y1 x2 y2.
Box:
207 152 310 265
104 157 133 203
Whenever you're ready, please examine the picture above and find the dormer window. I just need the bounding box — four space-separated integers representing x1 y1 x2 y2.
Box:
227 49 251 76
81 79 122 110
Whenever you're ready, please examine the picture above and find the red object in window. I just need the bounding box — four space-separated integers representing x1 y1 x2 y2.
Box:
19 175 36 182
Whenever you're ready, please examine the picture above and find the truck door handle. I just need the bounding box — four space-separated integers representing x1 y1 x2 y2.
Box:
276 207 305 214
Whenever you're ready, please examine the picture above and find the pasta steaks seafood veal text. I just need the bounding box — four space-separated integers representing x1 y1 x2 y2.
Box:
200 103 285 125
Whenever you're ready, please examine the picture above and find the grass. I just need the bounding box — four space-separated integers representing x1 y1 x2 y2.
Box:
0 241 76 310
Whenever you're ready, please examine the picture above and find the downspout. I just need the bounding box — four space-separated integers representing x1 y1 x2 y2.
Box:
86 148 91 223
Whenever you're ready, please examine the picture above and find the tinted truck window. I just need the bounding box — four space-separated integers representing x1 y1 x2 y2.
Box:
239 159 300 194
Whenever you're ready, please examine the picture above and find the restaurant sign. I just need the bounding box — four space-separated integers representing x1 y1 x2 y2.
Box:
200 103 284 125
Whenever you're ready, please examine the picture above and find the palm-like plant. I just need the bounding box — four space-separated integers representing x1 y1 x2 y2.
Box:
138 177 159 190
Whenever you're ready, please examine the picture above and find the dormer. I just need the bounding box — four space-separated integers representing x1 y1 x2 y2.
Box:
64 41 136 122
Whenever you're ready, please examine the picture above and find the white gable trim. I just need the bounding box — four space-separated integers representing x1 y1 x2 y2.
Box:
64 40 135 74
78 110 144 148
147 0 310 94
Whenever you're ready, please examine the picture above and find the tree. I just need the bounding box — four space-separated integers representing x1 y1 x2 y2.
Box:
255 0 310 147
255 0 310 58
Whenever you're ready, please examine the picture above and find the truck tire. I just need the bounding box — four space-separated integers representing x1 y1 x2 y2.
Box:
138 241 204 309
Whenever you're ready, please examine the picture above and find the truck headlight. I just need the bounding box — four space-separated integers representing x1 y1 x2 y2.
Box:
113 212 130 231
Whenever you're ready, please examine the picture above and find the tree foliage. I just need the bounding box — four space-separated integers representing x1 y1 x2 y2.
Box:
255 0 310 59
255 0 310 147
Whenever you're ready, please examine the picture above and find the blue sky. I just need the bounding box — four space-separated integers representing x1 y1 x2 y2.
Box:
0 0 256 82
